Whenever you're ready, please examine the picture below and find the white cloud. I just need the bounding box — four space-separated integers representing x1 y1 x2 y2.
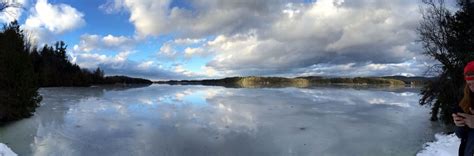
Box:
23 0 85 45
157 37 209 59
103 35 134 47
72 51 132 69
73 34 136 53
0 0 27 23
184 47 205 58
202 66 220 77
174 38 206 45
166 64 192 78
99 0 125 14
71 50 191 80
102 0 281 38
173 65 186 73
99 0 438 78
196 0 426 77
24 0 84 33
137 61 154 70
73 34 100 52
158 41 178 58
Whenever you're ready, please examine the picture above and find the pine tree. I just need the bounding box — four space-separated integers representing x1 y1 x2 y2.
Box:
92 67 104 84
0 21 42 122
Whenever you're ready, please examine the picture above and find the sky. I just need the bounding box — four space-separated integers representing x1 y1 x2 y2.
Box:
0 0 458 80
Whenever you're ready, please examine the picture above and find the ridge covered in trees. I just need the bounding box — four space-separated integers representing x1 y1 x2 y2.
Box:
155 76 409 88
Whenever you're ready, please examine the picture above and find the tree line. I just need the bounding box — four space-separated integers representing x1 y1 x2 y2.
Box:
0 21 41 123
0 21 151 123
31 41 106 87
158 76 407 88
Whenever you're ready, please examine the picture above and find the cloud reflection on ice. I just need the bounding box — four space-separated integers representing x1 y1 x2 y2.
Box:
0 85 440 156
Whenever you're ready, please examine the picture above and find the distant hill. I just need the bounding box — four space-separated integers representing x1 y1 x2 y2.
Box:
102 76 153 85
155 76 410 88
380 76 436 86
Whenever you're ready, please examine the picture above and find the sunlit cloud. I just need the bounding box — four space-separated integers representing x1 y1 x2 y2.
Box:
23 0 85 45
73 34 136 53
9 0 444 79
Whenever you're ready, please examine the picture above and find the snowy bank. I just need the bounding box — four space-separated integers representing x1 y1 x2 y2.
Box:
417 133 460 156
0 143 16 156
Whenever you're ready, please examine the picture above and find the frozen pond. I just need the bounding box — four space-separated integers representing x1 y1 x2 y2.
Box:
0 84 442 156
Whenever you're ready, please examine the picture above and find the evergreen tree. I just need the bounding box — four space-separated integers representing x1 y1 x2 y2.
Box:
92 67 104 84
34 41 95 87
0 21 41 122
418 0 474 123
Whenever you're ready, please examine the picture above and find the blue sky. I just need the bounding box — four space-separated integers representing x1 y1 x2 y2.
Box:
0 0 451 80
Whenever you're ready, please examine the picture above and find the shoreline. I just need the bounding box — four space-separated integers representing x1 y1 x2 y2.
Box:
416 133 459 156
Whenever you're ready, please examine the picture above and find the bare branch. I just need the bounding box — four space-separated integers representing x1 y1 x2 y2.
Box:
0 0 24 23
0 0 22 12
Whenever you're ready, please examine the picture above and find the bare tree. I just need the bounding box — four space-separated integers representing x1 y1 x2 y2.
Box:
0 0 21 11
418 0 474 122
0 0 23 21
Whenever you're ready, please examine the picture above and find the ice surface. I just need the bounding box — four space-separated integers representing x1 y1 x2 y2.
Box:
0 85 443 156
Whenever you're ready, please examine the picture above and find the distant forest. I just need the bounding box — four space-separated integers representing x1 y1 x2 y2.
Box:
156 76 416 88
30 41 152 87
0 21 150 123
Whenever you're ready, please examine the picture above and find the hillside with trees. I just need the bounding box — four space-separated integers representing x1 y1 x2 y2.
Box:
156 76 407 88
381 76 436 86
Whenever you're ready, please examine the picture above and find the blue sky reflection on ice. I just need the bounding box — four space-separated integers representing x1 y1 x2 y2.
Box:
0 85 442 156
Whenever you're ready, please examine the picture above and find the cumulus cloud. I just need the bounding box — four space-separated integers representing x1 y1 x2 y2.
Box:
157 38 208 59
23 0 85 45
70 50 193 80
101 0 436 78
73 34 136 53
196 0 427 77
101 0 282 38
158 41 179 59
184 47 205 58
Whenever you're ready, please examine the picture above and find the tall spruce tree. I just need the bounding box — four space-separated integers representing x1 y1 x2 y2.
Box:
0 21 42 122
418 0 474 123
